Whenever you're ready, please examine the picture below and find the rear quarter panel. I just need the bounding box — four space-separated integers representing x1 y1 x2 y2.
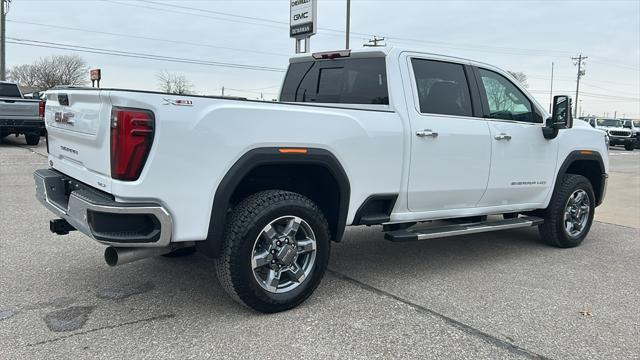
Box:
107 93 405 242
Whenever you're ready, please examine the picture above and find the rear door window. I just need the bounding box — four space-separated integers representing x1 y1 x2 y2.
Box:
280 58 389 105
411 59 473 117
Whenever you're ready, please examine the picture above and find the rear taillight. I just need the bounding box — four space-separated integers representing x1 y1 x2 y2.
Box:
39 100 45 118
110 107 155 181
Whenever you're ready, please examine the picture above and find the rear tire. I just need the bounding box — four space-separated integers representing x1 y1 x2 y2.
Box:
539 174 595 248
25 134 40 146
214 190 330 313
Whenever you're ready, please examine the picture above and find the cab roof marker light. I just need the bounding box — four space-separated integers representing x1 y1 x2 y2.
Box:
312 50 351 60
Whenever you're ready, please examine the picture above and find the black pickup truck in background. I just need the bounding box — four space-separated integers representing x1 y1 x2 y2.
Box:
0 81 44 145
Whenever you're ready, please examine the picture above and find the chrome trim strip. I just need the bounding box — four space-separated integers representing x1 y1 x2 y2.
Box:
34 169 172 248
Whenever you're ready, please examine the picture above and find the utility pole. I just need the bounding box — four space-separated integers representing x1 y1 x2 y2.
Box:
572 53 588 117
549 62 554 112
363 36 385 47
221 86 224 97
614 111 617 119
0 0 8 81
345 0 351 49
579 99 583 117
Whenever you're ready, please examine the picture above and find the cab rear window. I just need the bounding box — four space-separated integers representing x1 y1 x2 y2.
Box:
0 83 22 98
280 58 389 105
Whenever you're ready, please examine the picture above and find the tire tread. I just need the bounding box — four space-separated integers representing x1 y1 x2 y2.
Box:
539 174 594 248
214 190 329 312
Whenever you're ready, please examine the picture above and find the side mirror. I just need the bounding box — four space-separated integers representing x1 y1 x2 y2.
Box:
543 95 573 139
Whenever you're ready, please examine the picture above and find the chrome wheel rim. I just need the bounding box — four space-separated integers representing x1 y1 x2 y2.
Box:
251 216 317 294
564 189 590 237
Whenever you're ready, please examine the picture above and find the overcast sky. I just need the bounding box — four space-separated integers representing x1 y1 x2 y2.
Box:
6 0 640 117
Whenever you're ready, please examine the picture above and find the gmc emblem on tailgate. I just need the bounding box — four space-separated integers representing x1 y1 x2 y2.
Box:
54 112 75 125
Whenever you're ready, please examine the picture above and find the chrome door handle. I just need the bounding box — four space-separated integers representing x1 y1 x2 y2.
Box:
416 129 438 138
494 133 512 141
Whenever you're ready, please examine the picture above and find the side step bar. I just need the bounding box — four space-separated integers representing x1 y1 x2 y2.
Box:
384 216 544 242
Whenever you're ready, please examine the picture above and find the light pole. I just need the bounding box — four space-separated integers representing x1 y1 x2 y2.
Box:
345 0 351 49
0 0 7 80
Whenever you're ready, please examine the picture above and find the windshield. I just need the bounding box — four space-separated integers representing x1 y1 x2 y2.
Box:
0 83 22 98
597 119 621 127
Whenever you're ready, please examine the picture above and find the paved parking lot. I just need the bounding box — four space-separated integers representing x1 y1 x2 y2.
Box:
1 136 639 359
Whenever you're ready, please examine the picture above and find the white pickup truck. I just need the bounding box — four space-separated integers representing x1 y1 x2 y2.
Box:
35 48 609 313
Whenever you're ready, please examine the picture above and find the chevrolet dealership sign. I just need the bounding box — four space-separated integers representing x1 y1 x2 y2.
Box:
290 0 317 38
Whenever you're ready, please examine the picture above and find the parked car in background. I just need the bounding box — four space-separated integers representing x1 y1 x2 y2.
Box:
622 119 640 149
594 118 635 151
0 81 44 145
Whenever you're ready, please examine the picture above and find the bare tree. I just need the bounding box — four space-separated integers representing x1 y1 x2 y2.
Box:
507 71 528 88
7 64 38 89
156 71 193 94
7 55 88 91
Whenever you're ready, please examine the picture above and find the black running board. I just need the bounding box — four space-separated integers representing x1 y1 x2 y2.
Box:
384 216 544 242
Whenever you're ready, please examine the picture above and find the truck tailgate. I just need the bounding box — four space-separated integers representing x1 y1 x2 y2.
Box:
0 97 39 118
45 89 113 192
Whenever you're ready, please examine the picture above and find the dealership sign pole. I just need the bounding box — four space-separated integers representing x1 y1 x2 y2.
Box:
290 0 316 54
90 69 101 88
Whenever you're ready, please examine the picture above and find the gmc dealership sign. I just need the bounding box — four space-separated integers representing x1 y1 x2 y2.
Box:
290 0 317 38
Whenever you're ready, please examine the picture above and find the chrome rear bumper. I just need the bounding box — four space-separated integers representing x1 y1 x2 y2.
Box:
34 168 172 247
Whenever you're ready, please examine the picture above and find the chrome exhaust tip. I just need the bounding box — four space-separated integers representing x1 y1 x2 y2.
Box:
104 246 173 267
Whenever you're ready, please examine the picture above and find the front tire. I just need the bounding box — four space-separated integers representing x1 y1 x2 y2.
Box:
625 143 635 151
539 174 595 248
214 190 330 313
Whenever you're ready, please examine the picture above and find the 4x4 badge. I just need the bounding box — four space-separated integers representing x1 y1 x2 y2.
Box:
163 98 193 106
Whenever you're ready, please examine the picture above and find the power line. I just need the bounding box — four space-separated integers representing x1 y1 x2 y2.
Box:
528 74 639 97
140 0 290 26
132 0 638 68
11 2 640 73
10 0 640 73
103 0 290 32
103 0 589 59
588 58 640 72
528 89 639 102
6 37 287 72
528 74 639 88
7 19 288 58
